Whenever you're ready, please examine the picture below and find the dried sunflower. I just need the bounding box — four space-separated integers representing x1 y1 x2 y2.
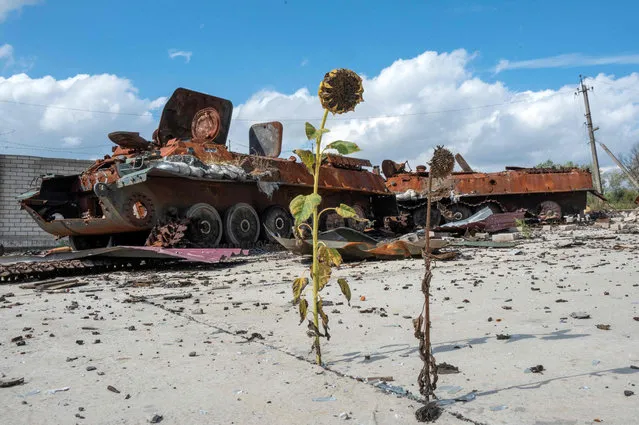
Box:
318 69 364 114
430 146 455 178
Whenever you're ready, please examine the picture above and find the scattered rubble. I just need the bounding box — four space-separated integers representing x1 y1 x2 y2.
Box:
1 216 638 424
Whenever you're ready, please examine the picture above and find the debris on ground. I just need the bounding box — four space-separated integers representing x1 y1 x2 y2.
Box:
415 401 442 422
0 377 24 388
436 363 460 374
526 365 545 374
270 227 450 261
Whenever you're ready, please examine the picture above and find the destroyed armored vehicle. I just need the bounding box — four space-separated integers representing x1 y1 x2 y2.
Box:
382 155 599 230
19 88 397 249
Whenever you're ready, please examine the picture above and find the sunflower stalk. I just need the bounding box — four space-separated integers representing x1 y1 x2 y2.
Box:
416 146 454 402
310 108 329 364
289 69 364 366
418 172 437 399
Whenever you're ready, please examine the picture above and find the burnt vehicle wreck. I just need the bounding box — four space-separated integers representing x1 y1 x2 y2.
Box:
18 88 397 249
382 156 600 230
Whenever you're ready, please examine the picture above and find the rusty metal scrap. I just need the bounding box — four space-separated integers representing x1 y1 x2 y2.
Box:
384 156 596 232
145 218 190 247
387 167 595 199
0 247 247 282
434 207 526 234
269 227 449 261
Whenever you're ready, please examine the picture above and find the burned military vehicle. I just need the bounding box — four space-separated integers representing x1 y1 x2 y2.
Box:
19 88 397 249
382 156 599 229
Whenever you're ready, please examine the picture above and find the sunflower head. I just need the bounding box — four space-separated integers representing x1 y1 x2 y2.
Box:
318 68 364 114
430 146 455 178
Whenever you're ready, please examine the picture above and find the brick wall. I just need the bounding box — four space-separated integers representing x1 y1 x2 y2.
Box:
0 155 94 249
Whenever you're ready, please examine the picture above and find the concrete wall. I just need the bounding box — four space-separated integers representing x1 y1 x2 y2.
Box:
0 155 94 249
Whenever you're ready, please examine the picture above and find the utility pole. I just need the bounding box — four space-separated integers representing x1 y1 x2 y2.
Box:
577 75 603 193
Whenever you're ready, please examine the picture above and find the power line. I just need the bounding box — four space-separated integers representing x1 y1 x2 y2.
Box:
233 89 576 122
0 99 159 117
0 87 576 123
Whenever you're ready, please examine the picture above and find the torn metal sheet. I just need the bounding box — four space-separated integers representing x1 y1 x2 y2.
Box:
270 227 449 261
434 207 526 234
438 207 493 229
0 246 247 266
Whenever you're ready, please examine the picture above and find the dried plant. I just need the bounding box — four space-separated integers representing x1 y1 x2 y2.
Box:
289 69 365 365
415 146 454 403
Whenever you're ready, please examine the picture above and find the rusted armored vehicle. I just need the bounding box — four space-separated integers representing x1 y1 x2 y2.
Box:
382 156 598 228
18 88 397 249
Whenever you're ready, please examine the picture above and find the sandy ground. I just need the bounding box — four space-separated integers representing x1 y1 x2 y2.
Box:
1 224 638 425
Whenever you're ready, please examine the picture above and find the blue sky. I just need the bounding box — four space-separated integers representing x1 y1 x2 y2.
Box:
3 0 638 102
0 0 638 172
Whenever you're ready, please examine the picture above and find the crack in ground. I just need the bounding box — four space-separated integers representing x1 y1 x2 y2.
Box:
142 298 491 424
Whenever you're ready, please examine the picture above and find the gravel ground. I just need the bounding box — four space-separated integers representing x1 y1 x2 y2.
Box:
1 223 638 425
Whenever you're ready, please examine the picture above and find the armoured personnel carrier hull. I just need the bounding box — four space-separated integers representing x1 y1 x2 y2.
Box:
382 157 599 230
19 88 397 249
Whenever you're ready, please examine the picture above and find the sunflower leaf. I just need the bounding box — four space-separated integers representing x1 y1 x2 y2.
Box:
337 278 352 306
305 122 317 140
325 140 360 155
335 204 358 219
305 123 330 140
317 300 330 340
325 247 342 267
289 194 321 225
315 261 332 291
298 298 308 324
292 277 309 303
294 149 315 175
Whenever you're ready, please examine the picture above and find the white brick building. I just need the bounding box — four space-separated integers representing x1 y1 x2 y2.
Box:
0 155 93 249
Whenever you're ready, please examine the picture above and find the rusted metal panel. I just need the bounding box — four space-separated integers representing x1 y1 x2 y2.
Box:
455 154 474 172
158 88 233 146
452 169 594 196
249 121 283 158
387 168 594 199
325 154 372 170
482 211 527 233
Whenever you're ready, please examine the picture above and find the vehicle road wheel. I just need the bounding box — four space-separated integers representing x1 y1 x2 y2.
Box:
443 204 473 223
261 205 293 241
224 203 260 247
320 211 345 231
538 200 562 220
412 206 442 229
69 235 112 251
482 201 503 214
346 204 368 232
186 203 223 247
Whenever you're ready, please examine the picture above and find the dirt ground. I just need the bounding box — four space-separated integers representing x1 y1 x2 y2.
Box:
1 223 638 425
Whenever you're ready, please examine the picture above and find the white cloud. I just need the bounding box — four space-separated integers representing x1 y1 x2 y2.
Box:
0 0 39 22
62 136 81 146
0 73 165 159
0 43 13 60
230 49 639 171
0 43 35 72
0 48 637 174
168 49 192 63
300 58 309 67
0 43 14 68
495 53 639 73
